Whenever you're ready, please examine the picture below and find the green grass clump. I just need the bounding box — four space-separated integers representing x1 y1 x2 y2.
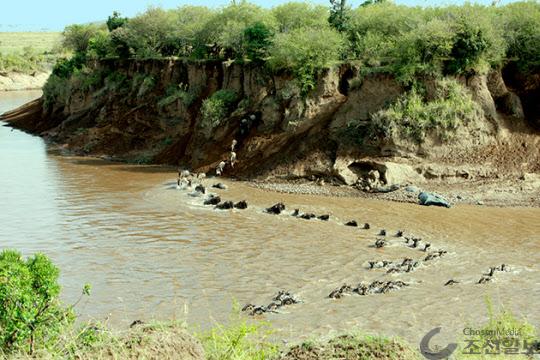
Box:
281 332 420 360
200 89 238 131
370 78 483 143
158 83 200 109
198 312 279 360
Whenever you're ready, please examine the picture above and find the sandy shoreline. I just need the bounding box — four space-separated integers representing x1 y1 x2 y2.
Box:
0 71 49 91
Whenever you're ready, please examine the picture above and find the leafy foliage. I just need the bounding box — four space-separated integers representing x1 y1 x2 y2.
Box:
272 2 329 33
106 11 129 32
198 310 278 360
201 89 238 130
500 1 540 72
329 0 352 32
159 83 201 109
243 22 273 61
0 250 75 354
62 24 104 54
269 27 344 95
369 79 482 143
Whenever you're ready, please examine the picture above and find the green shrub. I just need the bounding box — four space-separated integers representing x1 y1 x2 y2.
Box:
51 52 86 78
243 22 273 61
62 24 104 54
198 312 278 360
269 27 344 95
0 250 75 354
168 6 215 58
202 2 277 59
272 2 329 33
86 30 114 59
137 75 156 97
106 11 129 32
370 79 482 143
201 89 238 129
158 83 199 108
43 75 71 110
329 0 352 32
71 67 105 91
500 1 540 72
124 7 178 58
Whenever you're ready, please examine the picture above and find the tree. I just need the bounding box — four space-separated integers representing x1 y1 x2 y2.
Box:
0 250 75 354
244 22 273 61
272 2 329 33
360 0 391 7
269 27 344 94
106 11 128 32
62 24 103 54
329 0 351 32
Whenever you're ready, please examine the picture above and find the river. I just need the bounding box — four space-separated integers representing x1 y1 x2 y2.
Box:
1 90 539 347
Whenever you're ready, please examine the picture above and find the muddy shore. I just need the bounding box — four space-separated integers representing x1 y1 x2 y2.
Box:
248 175 540 208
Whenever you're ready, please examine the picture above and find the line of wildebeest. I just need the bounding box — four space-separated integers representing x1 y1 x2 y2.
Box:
174 178 511 317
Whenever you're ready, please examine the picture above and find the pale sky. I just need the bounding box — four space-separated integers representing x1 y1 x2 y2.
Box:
0 0 519 32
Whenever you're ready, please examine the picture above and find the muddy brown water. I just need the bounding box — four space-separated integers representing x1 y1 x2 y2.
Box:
1 91 539 348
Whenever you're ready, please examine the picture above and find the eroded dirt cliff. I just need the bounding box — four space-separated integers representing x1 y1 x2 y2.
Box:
1 59 539 191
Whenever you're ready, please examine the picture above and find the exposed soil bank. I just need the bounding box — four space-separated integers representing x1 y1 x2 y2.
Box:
1 59 539 206
0 71 50 91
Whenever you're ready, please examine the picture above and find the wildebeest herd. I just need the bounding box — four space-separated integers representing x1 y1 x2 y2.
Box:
171 170 513 317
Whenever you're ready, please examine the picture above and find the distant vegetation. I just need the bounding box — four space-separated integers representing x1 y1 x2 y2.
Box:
0 32 63 73
45 1 540 96
54 1 540 77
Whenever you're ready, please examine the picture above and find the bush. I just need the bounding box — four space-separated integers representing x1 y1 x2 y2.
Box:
123 7 178 58
168 6 215 58
500 1 540 72
43 75 71 110
272 2 329 33
269 27 344 95
86 30 113 59
62 24 104 54
106 11 129 32
51 52 86 78
329 0 352 32
370 79 482 143
201 89 238 130
390 19 454 84
158 83 200 109
202 2 277 59
243 22 273 61
198 311 278 360
0 250 75 354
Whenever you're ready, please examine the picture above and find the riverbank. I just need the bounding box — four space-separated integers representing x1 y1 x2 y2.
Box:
249 174 540 208
0 71 50 91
